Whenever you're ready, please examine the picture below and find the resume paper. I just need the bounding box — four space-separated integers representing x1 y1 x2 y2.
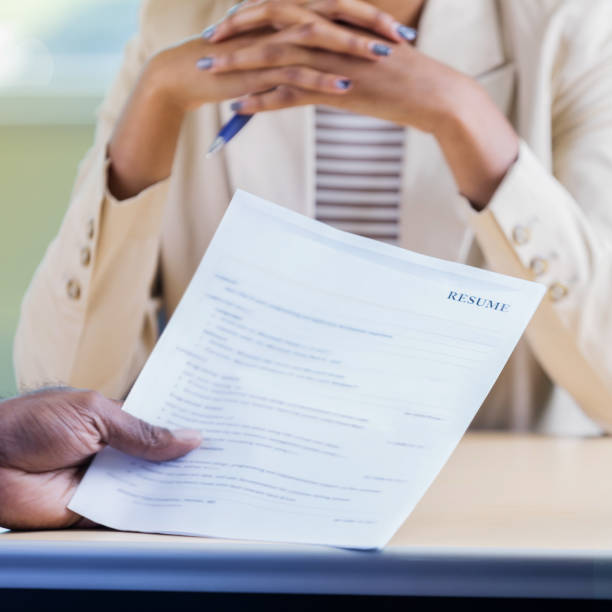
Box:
70 190 545 549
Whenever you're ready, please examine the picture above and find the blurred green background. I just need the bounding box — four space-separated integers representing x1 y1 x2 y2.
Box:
0 0 140 397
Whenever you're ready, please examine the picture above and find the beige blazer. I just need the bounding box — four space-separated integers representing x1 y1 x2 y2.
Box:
14 0 612 433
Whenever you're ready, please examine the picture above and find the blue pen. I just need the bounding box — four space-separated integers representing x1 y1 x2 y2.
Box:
203 20 417 158
206 113 253 158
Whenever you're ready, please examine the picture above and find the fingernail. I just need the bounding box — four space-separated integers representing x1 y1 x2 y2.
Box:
173 429 203 445
230 100 243 112
226 1 246 16
336 79 352 90
202 24 216 39
397 24 417 42
196 57 214 70
371 43 392 56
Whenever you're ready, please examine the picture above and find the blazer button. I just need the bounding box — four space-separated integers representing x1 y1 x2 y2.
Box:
86 218 95 240
529 256 548 277
512 225 531 245
548 282 568 302
80 246 91 267
67 279 81 300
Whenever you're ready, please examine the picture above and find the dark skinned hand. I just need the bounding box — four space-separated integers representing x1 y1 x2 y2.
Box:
0 388 201 530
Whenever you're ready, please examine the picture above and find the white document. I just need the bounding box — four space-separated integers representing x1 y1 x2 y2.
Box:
70 190 545 549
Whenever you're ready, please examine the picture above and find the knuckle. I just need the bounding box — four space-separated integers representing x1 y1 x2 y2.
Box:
259 70 277 89
315 72 328 90
265 0 283 19
277 85 299 105
335 0 349 13
348 35 361 54
247 72 263 89
281 66 303 83
323 0 341 13
137 421 169 448
251 95 265 111
298 21 319 39
374 9 385 26
261 43 283 64
81 390 104 411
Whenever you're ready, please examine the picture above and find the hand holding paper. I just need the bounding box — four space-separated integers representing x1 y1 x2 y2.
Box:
69 190 544 549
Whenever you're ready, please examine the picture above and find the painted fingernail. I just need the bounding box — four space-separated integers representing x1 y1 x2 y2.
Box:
397 24 417 42
202 24 216 39
371 43 392 56
226 1 246 16
336 79 352 90
230 101 243 112
196 57 214 70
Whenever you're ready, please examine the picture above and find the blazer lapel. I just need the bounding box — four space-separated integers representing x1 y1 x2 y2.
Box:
399 0 516 262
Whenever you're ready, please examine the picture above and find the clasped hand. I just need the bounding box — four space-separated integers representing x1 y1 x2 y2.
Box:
149 0 462 133
117 0 517 212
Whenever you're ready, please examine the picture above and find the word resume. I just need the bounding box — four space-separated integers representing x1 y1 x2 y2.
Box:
70 190 545 549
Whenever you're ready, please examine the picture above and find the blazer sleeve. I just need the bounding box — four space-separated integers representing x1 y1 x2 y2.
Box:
13 14 170 399
469 13 612 430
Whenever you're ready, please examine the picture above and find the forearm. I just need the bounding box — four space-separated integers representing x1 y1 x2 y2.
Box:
467 138 612 430
434 77 519 209
108 62 186 201
431 76 612 426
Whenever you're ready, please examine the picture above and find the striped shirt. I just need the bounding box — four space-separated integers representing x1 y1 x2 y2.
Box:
315 106 405 245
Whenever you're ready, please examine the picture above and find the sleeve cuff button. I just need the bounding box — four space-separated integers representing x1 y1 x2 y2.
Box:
548 282 568 302
529 257 548 277
67 279 81 300
80 246 91 267
512 225 531 245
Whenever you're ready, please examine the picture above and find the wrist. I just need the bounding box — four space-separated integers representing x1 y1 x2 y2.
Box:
108 61 186 201
433 79 519 209
140 54 188 117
